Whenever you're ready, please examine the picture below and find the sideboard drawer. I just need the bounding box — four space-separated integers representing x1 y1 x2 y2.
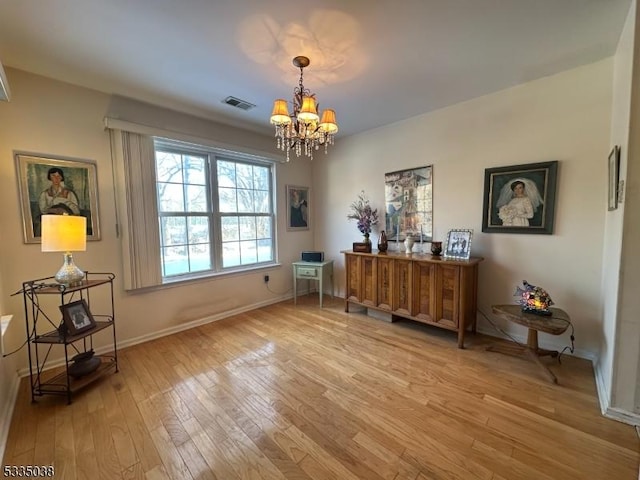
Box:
297 267 319 278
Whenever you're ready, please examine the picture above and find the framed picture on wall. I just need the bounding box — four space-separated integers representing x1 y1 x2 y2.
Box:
286 185 310 231
15 152 101 243
608 146 620 211
482 161 558 234
384 166 433 242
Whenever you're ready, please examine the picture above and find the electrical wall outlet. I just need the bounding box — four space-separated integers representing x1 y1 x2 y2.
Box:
264 275 269 283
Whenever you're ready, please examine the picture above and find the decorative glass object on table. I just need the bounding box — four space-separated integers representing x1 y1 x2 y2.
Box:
377 231 388 253
515 280 554 316
404 234 415 254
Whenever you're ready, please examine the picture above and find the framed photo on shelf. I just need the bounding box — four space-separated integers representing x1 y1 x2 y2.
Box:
608 146 621 211
15 152 101 244
60 299 96 335
482 161 558 235
286 185 310 231
444 229 473 260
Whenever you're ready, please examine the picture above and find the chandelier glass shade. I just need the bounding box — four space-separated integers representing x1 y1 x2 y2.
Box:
270 56 338 161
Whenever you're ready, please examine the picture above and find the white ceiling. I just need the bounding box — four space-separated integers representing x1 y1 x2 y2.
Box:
0 0 632 137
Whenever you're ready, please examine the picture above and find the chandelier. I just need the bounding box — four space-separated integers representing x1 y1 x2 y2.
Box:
270 56 338 161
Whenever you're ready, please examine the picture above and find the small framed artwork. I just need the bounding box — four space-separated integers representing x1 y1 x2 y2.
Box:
60 299 96 335
15 152 101 243
286 185 310 231
444 229 473 260
482 161 558 234
608 146 621 211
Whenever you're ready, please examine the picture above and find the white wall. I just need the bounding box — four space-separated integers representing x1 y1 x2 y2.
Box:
613 0 640 414
0 68 314 438
599 0 636 418
314 59 613 357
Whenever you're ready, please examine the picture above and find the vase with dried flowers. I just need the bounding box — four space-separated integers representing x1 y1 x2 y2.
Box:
347 190 379 245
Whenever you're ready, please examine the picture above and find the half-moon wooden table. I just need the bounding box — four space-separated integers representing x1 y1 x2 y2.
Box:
488 304 570 384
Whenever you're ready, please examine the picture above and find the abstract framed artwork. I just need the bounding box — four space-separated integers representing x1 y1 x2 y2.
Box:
482 161 558 235
384 166 433 242
15 152 101 243
286 185 309 231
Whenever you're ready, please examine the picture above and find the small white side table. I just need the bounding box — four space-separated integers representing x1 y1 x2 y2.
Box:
292 260 334 308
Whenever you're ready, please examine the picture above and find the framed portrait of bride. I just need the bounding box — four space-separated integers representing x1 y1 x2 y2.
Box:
482 161 558 234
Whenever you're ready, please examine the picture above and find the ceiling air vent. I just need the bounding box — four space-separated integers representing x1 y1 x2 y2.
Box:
223 96 255 111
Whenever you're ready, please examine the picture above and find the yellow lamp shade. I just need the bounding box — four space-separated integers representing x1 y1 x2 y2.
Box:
41 214 87 252
318 109 339 134
297 96 319 123
270 99 291 125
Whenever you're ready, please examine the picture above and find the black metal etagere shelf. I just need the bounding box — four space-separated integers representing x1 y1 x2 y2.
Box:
19 272 118 404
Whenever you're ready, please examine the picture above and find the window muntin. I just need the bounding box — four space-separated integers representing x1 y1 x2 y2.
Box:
154 140 275 280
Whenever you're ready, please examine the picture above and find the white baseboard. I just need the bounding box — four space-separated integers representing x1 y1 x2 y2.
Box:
593 357 640 427
593 357 611 418
0 370 22 463
602 405 640 426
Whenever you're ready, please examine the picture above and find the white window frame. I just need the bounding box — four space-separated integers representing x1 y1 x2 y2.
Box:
153 138 277 282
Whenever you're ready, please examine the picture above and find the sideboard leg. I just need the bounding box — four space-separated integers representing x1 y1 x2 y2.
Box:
344 299 349 312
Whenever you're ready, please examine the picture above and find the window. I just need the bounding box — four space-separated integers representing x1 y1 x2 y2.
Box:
154 139 275 280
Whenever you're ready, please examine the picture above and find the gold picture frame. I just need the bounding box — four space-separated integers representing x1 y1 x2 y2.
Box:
15 152 101 243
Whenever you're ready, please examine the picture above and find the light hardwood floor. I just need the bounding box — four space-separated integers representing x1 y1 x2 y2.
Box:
2 296 639 479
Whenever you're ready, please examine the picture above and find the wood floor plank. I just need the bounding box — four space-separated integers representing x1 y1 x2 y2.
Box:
101 377 139 471
2 298 638 480
148 424 193 480
90 406 125 480
121 462 146 480
181 417 239 480
53 403 77 480
115 389 163 474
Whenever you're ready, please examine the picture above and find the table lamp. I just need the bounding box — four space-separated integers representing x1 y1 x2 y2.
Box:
514 280 553 316
41 214 87 286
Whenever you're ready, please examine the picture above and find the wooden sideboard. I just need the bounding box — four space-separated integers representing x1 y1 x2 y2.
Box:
343 250 483 348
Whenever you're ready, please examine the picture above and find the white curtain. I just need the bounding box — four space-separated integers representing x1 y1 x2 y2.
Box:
109 130 162 290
